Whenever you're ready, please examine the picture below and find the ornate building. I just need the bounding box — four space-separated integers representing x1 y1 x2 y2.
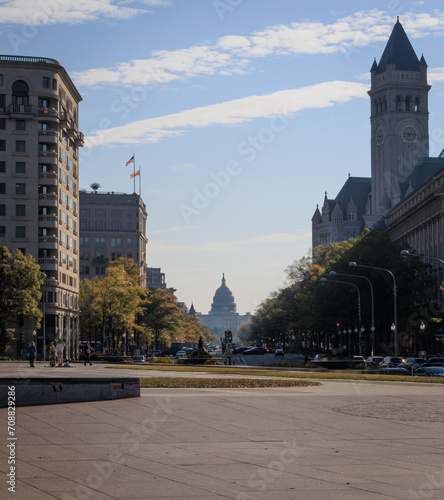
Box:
197 274 250 337
0 55 83 359
312 18 444 254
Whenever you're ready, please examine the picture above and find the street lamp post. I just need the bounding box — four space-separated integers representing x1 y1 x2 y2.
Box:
321 278 362 355
330 271 376 356
349 261 398 356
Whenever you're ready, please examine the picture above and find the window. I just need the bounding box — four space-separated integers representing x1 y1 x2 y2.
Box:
61 150 66 163
112 221 121 230
61 191 66 203
38 98 50 108
111 211 121 218
0 226 5 237
15 226 25 238
53 79 57 90
15 120 25 131
61 252 67 264
80 237 89 247
68 217 73 228
15 140 25 152
12 80 29 105
0 204 5 215
127 223 132 230
127 238 132 245
68 178 73 190
0 118 5 129
95 237 105 247
68 236 73 248
0 140 5 151
39 122 50 131
111 238 121 247
0 75 3 86
61 211 66 224
15 205 25 216
61 231 66 244
61 171 66 183
15 162 25 173
80 220 89 230
0 161 5 173
396 95 402 111
95 210 106 217
42 77 50 88
96 220 104 230
15 183 25 195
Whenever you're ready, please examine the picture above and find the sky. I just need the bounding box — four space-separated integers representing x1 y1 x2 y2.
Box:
2 0 444 315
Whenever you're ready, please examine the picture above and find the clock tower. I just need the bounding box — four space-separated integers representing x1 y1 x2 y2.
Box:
368 18 430 220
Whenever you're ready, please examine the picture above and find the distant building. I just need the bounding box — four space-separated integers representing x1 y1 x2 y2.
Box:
197 274 250 337
312 18 444 265
0 54 83 359
146 267 166 289
79 191 147 283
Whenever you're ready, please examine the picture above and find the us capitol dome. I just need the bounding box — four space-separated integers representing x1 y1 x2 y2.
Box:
197 274 250 337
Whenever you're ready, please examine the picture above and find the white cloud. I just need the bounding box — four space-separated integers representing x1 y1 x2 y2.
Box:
428 68 444 83
85 80 368 147
0 0 167 25
73 9 444 88
149 225 196 235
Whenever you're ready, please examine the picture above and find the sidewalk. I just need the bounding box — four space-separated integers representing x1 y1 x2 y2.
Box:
1 364 444 499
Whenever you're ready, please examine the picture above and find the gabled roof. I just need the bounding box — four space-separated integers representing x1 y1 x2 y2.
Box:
399 157 444 198
335 176 371 220
375 19 420 74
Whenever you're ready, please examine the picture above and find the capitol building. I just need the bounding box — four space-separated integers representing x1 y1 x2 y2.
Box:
197 274 250 338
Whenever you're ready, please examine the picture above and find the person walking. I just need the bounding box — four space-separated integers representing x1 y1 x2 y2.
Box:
49 341 56 367
55 340 64 367
84 341 92 366
27 342 37 367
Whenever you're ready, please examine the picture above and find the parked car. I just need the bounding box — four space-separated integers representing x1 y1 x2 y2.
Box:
415 366 444 377
402 357 426 370
380 365 411 375
275 348 284 356
176 350 187 357
133 355 145 363
423 357 444 366
366 356 384 367
160 349 178 357
242 347 267 355
379 356 404 368
352 356 366 366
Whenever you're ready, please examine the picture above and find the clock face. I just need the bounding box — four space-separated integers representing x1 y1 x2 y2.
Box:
376 128 384 145
402 125 417 143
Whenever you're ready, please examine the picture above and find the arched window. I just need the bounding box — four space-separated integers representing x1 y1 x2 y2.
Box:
405 95 411 111
415 96 420 112
396 95 402 111
383 95 387 112
12 80 29 105
374 100 379 115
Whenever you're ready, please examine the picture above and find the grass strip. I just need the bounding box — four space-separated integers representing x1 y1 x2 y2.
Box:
140 377 320 388
108 365 444 383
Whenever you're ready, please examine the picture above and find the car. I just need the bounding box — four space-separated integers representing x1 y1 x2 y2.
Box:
379 356 404 368
275 348 284 356
380 365 411 375
423 357 444 366
233 346 250 354
176 350 187 357
352 356 366 366
415 366 444 377
160 349 178 357
133 355 145 363
402 357 426 370
242 347 267 355
365 356 384 367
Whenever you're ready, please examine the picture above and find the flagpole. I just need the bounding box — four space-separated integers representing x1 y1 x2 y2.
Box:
139 164 141 197
133 152 136 194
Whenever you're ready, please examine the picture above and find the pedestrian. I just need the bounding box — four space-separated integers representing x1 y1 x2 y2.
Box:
49 341 56 367
55 340 64 367
27 342 37 367
84 341 92 366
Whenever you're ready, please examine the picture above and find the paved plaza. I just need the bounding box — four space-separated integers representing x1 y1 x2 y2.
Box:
1 362 444 499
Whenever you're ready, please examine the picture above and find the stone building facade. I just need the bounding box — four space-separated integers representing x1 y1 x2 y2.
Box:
0 55 83 359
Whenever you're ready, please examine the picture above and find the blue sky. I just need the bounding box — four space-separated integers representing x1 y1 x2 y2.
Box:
2 0 444 315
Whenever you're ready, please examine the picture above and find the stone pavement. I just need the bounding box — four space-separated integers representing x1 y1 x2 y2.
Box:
1 362 444 499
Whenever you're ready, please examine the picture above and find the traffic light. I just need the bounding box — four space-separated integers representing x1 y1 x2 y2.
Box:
225 330 233 342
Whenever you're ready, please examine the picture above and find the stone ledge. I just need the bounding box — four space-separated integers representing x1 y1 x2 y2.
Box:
0 377 140 407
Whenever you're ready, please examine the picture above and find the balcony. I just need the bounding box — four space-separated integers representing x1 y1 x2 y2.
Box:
39 257 58 271
38 194 58 207
38 107 58 118
38 236 58 249
74 132 84 147
38 172 58 186
66 123 77 138
8 104 34 117
39 151 57 163
39 130 58 143
38 214 58 228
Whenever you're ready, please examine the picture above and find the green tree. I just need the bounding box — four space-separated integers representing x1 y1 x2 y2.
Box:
0 247 43 355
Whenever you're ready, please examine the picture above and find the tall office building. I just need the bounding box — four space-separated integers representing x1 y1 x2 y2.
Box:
0 55 83 358
79 191 148 283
